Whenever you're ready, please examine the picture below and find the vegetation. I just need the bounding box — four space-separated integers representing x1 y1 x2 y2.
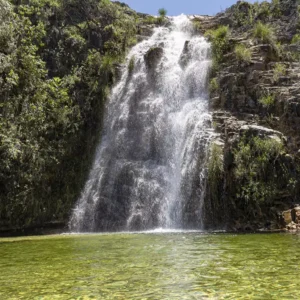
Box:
232 1 255 27
205 0 300 228
271 0 282 17
209 78 219 94
230 0 281 28
142 15 159 25
205 26 230 68
291 34 300 44
192 19 202 33
0 0 141 230
259 93 275 108
234 44 252 63
157 8 167 24
234 136 284 216
253 21 275 44
158 8 167 18
208 143 224 204
273 63 287 82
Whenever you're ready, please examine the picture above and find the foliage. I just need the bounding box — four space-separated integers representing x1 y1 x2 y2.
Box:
253 21 275 44
208 143 224 204
256 1 271 20
234 44 252 63
141 15 159 25
258 93 275 108
234 136 284 215
232 1 255 27
291 34 300 44
273 63 287 82
271 0 281 17
205 26 230 67
157 8 167 24
192 19 202 33
209 78 219 94
158 8 167 18
0 0 140 230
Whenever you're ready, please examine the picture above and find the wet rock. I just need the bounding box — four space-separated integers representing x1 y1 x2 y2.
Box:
292 206 300 223
114 63 123 82
138 25 155 37
240 125 285 143
287 221 298 231
144 47 164 69
283 209 292 225
179 41 191 68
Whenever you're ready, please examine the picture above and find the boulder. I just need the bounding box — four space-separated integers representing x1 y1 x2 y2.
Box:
179 41 190 68
283 209 292 225
292 206 300 223
144 47 163 69
287 222 297 231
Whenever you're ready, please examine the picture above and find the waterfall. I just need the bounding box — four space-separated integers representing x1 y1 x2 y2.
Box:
69 15 213 232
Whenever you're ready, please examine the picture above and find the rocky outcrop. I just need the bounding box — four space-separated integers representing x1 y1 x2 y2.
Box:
179 41 191 68
200 0 300 231
282 205 300 231
144 47 164 69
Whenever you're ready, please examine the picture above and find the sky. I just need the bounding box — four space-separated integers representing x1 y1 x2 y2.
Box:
114 0 266 16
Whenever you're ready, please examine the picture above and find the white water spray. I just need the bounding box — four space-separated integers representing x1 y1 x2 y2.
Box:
70 15 213 232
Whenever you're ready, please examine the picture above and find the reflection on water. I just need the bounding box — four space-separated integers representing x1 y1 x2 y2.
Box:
0 233 299 299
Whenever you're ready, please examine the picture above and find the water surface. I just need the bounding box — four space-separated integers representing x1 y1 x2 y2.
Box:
0 233 299 299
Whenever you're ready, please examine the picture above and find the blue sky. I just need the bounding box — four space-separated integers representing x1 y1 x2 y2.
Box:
115 0 266 16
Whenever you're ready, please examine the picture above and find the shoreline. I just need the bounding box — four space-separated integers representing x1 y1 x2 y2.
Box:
0 227 291 239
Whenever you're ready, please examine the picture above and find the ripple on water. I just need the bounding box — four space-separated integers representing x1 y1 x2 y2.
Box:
0 233 299 299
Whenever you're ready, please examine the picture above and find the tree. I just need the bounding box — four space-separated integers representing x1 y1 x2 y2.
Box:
158 8 167 18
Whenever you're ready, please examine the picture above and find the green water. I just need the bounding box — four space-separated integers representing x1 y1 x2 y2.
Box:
0 232 299 299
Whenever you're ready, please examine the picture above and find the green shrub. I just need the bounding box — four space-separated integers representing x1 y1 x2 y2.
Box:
234 44 252 63
253 21 274 44
157 8 167 24
291 34 300 44
259 93 275 108
192 19 202 32
142 15 158 25
208 143 224 201
205 26 230 66
209 77 219 94
273 63 286 81
233 1 255 26
271 0 281 17
234 136 284 209
0 0 141 230
158 8 167 17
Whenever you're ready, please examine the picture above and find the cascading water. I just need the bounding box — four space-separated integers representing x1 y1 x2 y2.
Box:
69 15 214 232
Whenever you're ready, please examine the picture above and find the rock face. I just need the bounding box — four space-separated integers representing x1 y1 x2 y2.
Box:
144 47 164 69
283 205 300 231
179 41 191 68
199 0 300 231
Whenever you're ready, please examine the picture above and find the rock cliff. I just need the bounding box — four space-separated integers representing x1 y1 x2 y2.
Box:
193 0 300 231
